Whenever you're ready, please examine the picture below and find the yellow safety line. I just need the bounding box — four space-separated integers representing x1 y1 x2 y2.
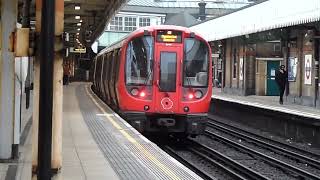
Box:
85 86 181 180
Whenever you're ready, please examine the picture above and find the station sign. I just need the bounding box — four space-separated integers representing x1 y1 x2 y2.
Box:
304 54 312 85
70 47 86 53
212 54 219 58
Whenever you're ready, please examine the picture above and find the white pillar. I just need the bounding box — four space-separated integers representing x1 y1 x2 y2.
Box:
0 0 18 159
31 58 40 171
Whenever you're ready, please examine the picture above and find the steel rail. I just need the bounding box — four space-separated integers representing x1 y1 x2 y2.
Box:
207 120 320 169
187 140 270 180
163 146 216 180
208 115 320 159
205 130 320 180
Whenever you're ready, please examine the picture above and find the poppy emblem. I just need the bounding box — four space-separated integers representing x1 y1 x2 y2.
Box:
161 97 173 110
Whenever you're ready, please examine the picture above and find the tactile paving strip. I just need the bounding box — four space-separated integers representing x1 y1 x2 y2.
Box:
76 85 201 180
76 87 156 180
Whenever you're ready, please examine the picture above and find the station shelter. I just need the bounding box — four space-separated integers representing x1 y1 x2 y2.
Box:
191 0 320 108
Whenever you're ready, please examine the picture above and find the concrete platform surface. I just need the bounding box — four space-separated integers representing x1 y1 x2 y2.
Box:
2 82 202 180
212 88 320 120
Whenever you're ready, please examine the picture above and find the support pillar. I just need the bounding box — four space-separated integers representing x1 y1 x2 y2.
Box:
31 0 41 172
245 44 256 95
314 28 319 107
32 0 64 176
22 0 32 109
0 0 18 160
281 28 290 97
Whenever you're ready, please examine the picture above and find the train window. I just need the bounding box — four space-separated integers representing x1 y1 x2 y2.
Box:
159 52 177 92
183 38 209 87
126 36 154 85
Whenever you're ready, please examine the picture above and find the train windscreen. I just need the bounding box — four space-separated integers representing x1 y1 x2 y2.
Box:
183 38 209 87
126 36 154 85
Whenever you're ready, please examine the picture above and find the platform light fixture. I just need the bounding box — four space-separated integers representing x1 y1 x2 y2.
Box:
75 15 80 20
76 32 79 35
77 23 81 26
79 19 83 23
77 28 80 31
75 5 81 10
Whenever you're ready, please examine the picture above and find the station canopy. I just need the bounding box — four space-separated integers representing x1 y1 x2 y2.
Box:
126 0 251 9
190 0 320 42
64 0 126 45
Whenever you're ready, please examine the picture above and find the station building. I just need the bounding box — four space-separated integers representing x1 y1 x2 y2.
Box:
97 0 252 48
191 0 320 108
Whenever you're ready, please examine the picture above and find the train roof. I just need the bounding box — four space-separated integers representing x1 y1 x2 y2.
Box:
97 25 205 56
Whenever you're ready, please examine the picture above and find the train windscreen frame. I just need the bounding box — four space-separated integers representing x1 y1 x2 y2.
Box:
183 38 209 87
125 35 154 85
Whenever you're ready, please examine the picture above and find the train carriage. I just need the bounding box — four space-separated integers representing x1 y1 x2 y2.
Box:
93 25 212 137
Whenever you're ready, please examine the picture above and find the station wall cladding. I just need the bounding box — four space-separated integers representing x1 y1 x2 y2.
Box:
209 99 320 147
287 29 318 107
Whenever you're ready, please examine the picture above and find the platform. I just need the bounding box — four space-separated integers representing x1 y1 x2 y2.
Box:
212 88 320 120
211 88 320 147
2 82 203 180
0 90 33 180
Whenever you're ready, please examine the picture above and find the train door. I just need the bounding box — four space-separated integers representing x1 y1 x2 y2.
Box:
154 45 182 113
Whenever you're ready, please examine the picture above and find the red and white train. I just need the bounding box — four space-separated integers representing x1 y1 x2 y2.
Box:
93 25 212 137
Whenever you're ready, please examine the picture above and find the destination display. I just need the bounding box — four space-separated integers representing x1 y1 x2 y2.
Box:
156 30 182 43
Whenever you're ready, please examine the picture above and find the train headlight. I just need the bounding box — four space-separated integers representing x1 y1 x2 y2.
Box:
130 88 139 96
188 93 194 99
139 91 146 97
194 90 203 99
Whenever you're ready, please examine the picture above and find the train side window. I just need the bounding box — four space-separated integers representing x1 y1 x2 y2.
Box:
115 49 121 82
112 50 119 105
96 56 102 90
94 57 98 87
105 53 112 101
106 53 112 83
113 50 118 80
102 54 108 97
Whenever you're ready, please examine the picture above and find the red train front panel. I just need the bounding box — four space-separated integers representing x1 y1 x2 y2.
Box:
153 43 182 114
110 26 212 135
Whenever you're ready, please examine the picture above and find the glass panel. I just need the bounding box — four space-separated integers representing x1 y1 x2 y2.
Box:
124 17 137 32
160 52 176 92
109 16 123 31
126 36 154 85
139 17 151 27
183 38 209 87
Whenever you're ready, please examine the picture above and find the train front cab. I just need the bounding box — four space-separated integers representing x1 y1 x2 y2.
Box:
118 28 212 137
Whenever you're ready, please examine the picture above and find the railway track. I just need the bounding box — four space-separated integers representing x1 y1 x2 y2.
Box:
163 146 216 180
205 115 320 180
207 115 320 168
163 139 270 180
157 116 320 179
